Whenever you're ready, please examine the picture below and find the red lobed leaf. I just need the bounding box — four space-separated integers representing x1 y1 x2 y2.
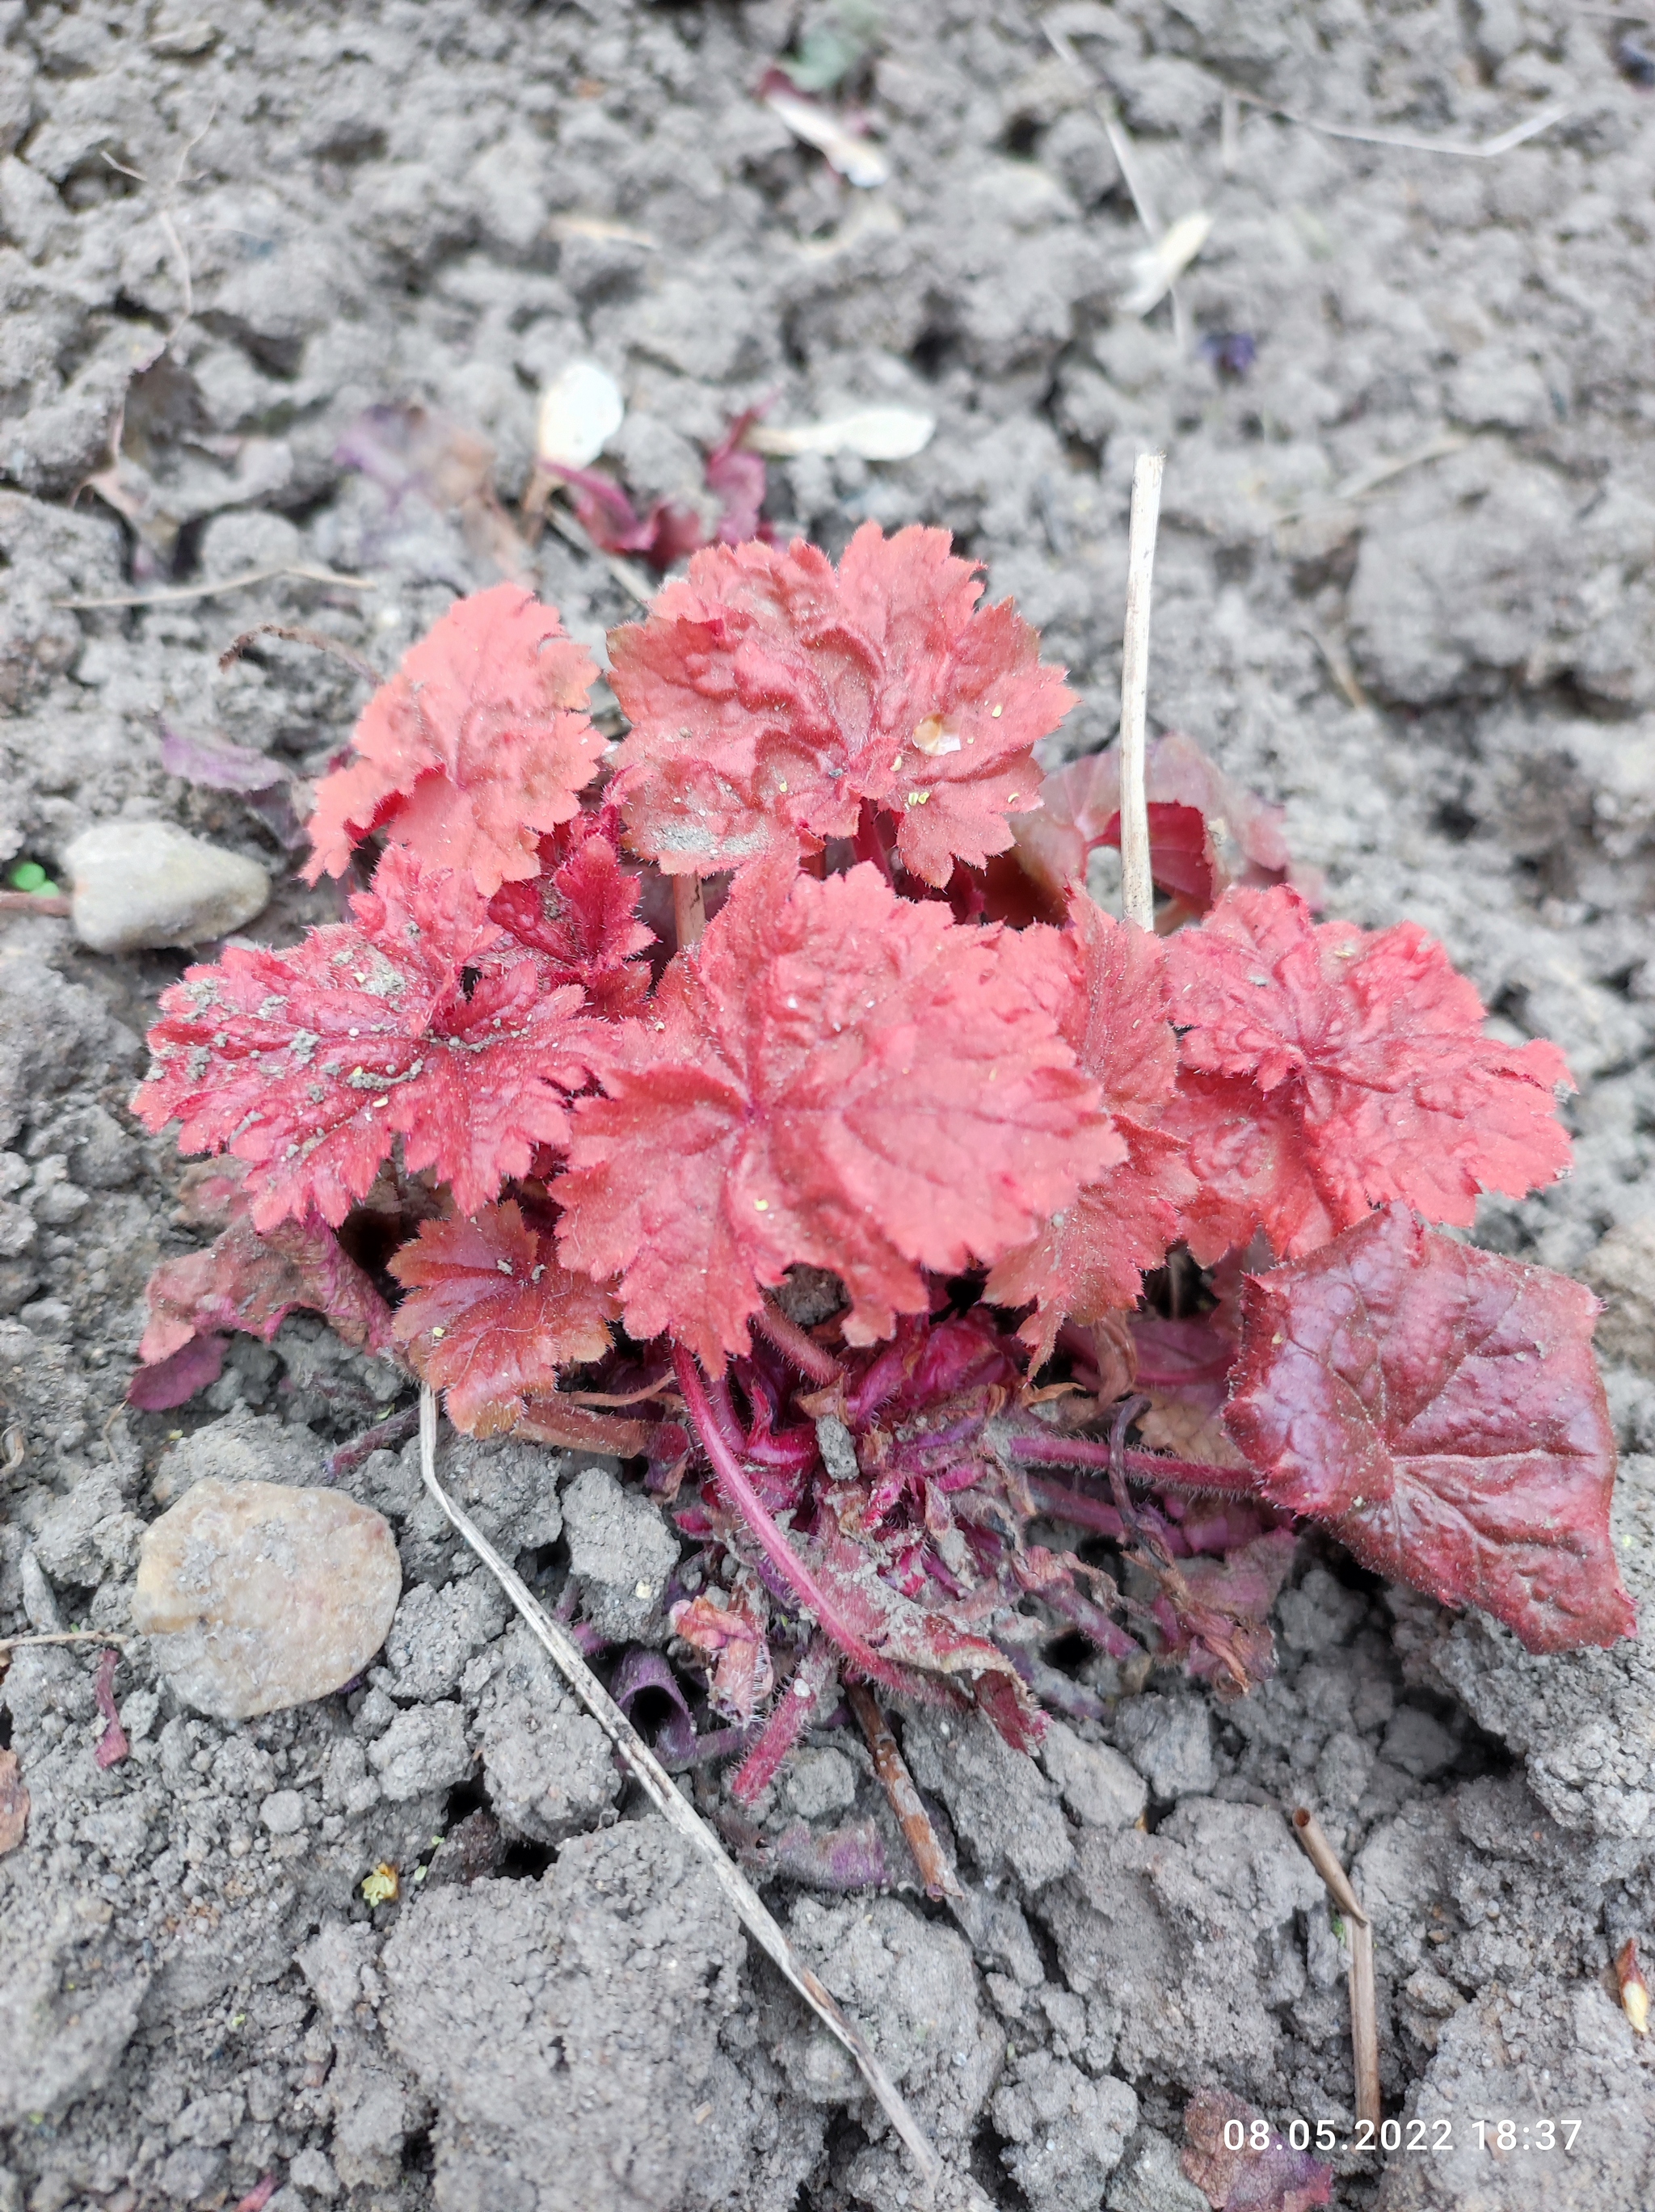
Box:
987 892 1195 1359
1164 886 1573 1258
136 1216 394 1367
1223 1205 1635 1654
609 522 1075 888
389 1200 617 1435
1013 730 1299 914
133 847 592 1232
487 824 655 1017
556 853 1116 1364
303 584 604 893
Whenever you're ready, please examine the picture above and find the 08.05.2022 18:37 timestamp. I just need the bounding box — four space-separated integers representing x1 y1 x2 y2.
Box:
1223 2115 1584 2155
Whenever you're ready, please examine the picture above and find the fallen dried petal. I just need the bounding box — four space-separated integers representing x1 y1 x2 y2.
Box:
0 1746 27 1855
93 1647 129 1769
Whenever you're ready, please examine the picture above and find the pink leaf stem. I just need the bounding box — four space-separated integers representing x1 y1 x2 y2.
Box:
673 1347 909 1693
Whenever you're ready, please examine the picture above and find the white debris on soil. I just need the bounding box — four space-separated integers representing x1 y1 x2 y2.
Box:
64 821 271 954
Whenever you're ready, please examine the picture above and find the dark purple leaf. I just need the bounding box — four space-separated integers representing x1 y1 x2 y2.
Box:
127 1332 229 1410
610 1646 697 1763
159 721 288 794
766 1817 890 1891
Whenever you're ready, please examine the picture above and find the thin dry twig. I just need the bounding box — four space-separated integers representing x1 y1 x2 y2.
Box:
1291 1805 1381 2132
1299 623 1370 714
220 622 382 687
0 1630 137 1654
541 501 655 609
846 1683 963 1903
1329 431 1468 504
1118 452 1164 931
1237 92 1570 161
101 102 217 340
55 563 375 611
1042 21 1193 353
0 891 72 917
416 1387 944 2197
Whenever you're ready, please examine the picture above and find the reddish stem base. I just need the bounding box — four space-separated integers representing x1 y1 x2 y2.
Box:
1005 1427 1261 1497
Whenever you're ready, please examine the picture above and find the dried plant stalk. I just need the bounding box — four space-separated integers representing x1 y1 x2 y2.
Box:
1118 453 1164 931
847 1683 962 1903
1617 1936 1650 2036
416 1388 943 2197
1291 1805 1381 2131
672 874 707 952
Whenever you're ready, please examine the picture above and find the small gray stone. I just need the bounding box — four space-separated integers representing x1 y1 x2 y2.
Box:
1114 1695 1215 1802
65 819 270 954
368 1701 472 1801
131 1476 402 1719
383 1574 506 1702
1042 1721 1148 1831
482 1694 618 1842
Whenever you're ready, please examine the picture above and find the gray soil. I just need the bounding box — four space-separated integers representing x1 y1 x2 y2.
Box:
2 3 1655 2209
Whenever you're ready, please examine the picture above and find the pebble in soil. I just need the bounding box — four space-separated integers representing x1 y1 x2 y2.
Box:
131 1476 402 1719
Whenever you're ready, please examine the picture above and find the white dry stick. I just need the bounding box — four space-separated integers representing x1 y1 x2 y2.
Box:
415 1389 943 2197
1239 93 1569 162
53 564 374 611
1291 1805 1382 2134
1118 452 1165 932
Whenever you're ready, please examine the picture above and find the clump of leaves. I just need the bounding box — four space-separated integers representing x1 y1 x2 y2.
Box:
131 525 1634 1793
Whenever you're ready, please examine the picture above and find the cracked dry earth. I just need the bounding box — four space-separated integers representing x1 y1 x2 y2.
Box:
2 3 1655 2210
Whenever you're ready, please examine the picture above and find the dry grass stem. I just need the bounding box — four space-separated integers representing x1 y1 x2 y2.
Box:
0 892 72 916
672 874 708 952
55 564 374 610
416 1388 944 2196
1240 93 1569 160
1118 453 1165 931
0 1629 136 1654
1042 22 1193 352
219 623 382 686
846 1684 963 1903
1291 1805 1381 2131
541 501 655 607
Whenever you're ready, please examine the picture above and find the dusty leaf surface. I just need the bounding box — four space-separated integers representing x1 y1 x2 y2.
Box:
305 584 602 892
134 849 591 1229
390 1201 616 1434
557 854 1113 1362
610 521 1074 886
1225 1206 1633 1654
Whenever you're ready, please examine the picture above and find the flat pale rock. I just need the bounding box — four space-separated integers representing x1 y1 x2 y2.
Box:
65 820 270 953
132 1476 401 1719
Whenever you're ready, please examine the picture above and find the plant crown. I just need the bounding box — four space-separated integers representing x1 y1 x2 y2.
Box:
132 539 1634 1782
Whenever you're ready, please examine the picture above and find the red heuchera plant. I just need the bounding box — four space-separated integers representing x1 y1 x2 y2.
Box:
130 526 1635 1790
